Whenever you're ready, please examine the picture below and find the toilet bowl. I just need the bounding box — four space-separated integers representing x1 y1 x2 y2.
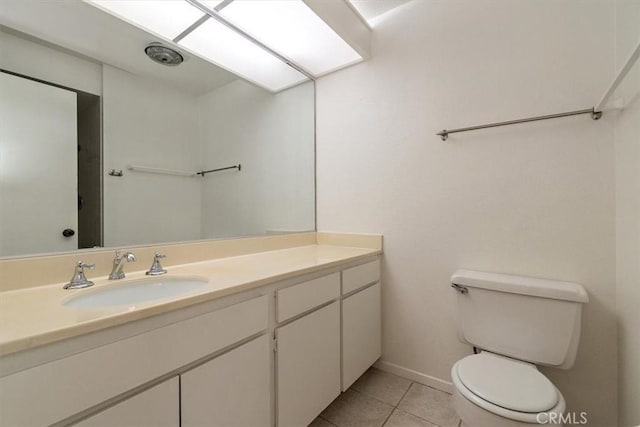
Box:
451 352 566 426
448 270 589 427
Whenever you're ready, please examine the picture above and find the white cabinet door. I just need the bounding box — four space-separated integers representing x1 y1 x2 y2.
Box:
0 72 78 257
342 283 382 390
76 377 179 427
277 302 340 427
181 335 271 427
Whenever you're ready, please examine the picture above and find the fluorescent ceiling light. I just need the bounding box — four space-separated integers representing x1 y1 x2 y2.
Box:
178 18 308 92
208 0 363 77
86 0 360 91
87 0 206 41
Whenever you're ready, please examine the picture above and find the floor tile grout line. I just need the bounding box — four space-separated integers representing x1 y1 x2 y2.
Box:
318 388 396 427
395 382 450 427
318 414 338 426
350 369 414 409
388 407 447 427
395 381 415 408
349 385 407 410
381 381 417 427
319 368 459 427
380 408 395 427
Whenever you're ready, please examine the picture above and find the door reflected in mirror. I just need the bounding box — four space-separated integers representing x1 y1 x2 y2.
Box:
0 1 315 259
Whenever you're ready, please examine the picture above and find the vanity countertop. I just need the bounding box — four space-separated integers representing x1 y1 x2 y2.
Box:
0 242 381 357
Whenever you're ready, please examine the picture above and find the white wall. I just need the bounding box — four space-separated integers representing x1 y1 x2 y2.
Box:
316 1 617 425
102 65 202 247
614 1 640 425
0 30 101 95
198 80 315 239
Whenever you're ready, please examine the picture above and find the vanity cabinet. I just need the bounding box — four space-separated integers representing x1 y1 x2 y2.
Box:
181 335 271 427
76 378 179 427
0 256 381 427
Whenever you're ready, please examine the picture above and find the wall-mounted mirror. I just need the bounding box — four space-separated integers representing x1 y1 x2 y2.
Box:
0 0 315 259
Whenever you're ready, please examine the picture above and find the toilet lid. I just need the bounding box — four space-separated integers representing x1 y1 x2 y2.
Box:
456 353 558 413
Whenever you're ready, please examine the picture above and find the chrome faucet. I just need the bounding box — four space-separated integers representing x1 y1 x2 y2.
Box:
146 252 167 276
64 261 95 289
109 250 136 280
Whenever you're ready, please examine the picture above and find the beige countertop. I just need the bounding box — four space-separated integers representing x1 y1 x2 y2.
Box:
0 243 380 357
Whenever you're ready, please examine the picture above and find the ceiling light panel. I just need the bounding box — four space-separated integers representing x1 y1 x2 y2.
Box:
86 0 206 40
204 0 362 77
178 18 308 92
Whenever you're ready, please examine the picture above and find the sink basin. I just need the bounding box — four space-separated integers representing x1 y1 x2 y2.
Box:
63 277 209 308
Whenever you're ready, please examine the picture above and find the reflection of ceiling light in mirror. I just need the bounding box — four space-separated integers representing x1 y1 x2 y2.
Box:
348 0 413 22
207 0 363 77
86 0 205 40
200 0 227 11
178 18 308 92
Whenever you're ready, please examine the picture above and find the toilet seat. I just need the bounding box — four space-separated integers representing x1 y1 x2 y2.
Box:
451 353 566 424
457 353 558 412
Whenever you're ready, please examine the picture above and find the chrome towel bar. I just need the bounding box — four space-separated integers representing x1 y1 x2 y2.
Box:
438 37 639 141
437 108 601 141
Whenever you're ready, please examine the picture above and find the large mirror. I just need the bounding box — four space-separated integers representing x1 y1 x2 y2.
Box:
0 0 315 259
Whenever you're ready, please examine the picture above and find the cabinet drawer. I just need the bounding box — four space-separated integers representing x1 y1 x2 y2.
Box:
342 259 380 294
277 273 340 322
0 295 268 426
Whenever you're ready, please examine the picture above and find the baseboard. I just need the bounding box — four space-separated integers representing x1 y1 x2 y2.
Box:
374 359 453 394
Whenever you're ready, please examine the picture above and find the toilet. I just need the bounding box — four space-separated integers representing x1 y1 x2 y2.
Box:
449 270 589 427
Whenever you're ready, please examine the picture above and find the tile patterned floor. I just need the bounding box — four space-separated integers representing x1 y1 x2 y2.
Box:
311 367 461 427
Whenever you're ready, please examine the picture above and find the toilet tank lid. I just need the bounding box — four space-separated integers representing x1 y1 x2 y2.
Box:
451 270 589 303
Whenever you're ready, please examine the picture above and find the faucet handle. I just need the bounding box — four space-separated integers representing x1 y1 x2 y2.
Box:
64 261 95 289
146 252 167 276
80 261 96 270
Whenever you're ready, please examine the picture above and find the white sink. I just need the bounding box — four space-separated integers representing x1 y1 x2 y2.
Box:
63 277 209 308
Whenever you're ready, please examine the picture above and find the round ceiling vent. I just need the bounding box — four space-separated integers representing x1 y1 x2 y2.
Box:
144 43 184 66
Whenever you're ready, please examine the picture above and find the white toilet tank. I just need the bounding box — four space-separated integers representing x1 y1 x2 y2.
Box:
451 270 589 369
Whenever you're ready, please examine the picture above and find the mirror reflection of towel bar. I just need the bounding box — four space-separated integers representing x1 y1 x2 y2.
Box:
126 165 197 177
196 164 241 176
125 164 242 177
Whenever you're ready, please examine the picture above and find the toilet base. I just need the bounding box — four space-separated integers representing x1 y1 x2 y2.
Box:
452 386 564 427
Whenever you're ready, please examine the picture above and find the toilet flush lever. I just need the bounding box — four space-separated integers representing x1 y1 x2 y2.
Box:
451 283 469 294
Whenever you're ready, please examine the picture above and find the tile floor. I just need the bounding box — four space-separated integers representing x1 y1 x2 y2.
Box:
310 367 463 427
